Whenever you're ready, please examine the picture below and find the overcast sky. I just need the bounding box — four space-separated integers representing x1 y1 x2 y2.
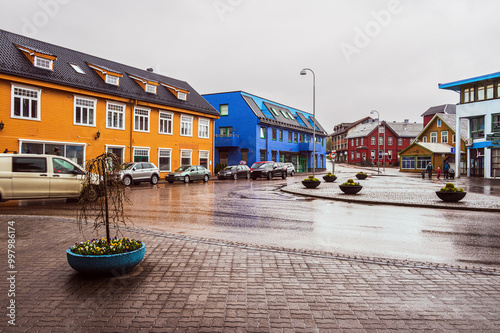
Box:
2 0 500 133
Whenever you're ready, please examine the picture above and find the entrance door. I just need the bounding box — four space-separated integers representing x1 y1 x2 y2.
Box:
470 157 484 177
299 156 308 173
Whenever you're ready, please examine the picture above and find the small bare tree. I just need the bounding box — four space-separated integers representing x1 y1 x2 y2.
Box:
77 152 130 244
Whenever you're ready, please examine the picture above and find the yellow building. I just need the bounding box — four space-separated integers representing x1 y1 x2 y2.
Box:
399 113 467 173
0 29 219 176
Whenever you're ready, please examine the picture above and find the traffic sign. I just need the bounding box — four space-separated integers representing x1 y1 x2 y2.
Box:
330 151 337 159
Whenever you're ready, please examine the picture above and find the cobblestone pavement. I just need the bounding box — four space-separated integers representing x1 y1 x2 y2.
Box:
2 216 500 332
283 166 500 212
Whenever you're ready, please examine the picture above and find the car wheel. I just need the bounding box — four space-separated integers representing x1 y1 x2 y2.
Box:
203 174 209 182
246 173 251 179
168 180 174 183
184 175 190 183
267 173 272 180
282 172 287 179
232 173 238 180
150 174 159 185
290 171 295 177
123 176 132 186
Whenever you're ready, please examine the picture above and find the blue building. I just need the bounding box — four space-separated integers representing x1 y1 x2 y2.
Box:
202 91 328 173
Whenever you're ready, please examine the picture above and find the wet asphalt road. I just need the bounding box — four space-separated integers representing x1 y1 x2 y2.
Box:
2 175 500 269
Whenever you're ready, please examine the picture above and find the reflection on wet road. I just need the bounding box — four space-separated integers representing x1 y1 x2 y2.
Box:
2 177 500 268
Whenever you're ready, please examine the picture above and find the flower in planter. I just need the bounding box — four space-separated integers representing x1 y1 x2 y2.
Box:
70 237 143 255
341 179 360 186
357 172 366 175
303 175 319 182
325 172 336 177
439 183 464 192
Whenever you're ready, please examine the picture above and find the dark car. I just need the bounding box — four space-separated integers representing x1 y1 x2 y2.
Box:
165 165 211 183
250 162 287 180
218 165 251 180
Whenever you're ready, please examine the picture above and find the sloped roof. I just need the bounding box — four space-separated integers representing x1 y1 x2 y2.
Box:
414 142 465 154
345 121 378 139
438 114 469 139
0 29 218 116
421 104 456 117
386 122 423 137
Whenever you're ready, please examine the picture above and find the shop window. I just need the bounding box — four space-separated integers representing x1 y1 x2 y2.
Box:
401 156 415 169
133 148 149 162
470 116 485 139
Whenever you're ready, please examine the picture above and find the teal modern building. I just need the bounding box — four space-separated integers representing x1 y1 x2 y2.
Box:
202 91 328 173
439 71 500 178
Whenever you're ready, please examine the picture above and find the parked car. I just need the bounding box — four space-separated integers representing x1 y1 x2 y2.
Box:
284 162 295 176
0 153 87 201
250 162 287 180
119 162 160 186
165 165 211 183
218 165 251 180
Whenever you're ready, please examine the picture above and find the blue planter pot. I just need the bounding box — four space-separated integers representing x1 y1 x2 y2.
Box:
67 243 145 274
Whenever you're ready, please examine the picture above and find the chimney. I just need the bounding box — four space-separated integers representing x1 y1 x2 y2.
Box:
404 119 409 124
146 68 154 72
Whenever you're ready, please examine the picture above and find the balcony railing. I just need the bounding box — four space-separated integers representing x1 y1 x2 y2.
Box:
215 134 240 147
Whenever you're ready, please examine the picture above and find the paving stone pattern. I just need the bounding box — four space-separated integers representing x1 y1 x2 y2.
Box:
1 216 500 332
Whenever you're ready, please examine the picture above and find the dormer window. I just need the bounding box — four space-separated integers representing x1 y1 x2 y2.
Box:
88 63 123 86
34 56 53 70
129 74 159 94
15 44 57 71
160 82 189 101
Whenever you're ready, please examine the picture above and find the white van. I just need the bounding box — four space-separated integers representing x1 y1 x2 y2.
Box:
0 154 86 201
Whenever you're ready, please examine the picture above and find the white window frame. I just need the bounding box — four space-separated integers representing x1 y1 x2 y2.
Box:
146 84 157 94
74 96 96 127
105 145 126 163
371 136 376 145
180 115 193 137
11 84 41 121
177 91 187 101
437 119 441 127
159 111 173 135
106 101 125 130
220 104 228 116
398 138 403 146
158 148 172 172
441 130 448 143
133 107 150 133
388 137 393 146
430 131 437 143
198 118 210 139
34 56 53 70
422 136 427 143
133 147 150 162
199 150 210 168
106 74 119 86
181 149 192 166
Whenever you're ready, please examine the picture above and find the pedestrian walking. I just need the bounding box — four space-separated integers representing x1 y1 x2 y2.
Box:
421 169 425 179
436 167 441 180
426 162 433 179
444 161 450 179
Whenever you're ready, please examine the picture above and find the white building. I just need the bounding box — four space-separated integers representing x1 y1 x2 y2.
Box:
439 72 500 178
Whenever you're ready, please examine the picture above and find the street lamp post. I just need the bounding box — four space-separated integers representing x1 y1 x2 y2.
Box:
300 68 316 177
370 110 380 174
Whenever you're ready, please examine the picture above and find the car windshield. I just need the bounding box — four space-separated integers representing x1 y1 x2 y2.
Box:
122 163 135 170
256 163 272 169
224 166 237 170
250 163 263 169
175 166 190 172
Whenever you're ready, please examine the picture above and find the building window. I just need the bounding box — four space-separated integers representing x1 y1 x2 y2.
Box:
416 156 431 169
260 150 266 161
198 118 210 138
288 131 292 142
370 150 375 159
159 112 173 135
106 102 125 130
158 149 171 172
441 131 448 143
272 151 277 161
402 156 415 169
279 130 283 141
199 150 209 169
379 137 383 145
371 136 376 145
133 148 149 162
260 127 266 139
388 150 392 160
146 84 157 94
437 119 441 127
134 107 150 132
74 97 96 126
12 85 41 120
220 104 228 116
356 152 360 159
477 86 485 101
355 138 359 146
351 151 354 160
180 115 193 136
452 134 456 144
492 114 500 132
272 128 277 140
270 107 279 117
219 127 233 136
388 137 393 146
430 132 437 143
106 74 119 86
360 138 364 145
70 63 85 74
398 138 403 146
470 116 485 139
34 56 53 70
181 150 192 166
294 133 298 143
487 85 494 99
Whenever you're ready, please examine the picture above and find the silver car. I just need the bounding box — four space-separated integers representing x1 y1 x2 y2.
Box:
165 165 211 183
120 162 160 186
284 162 295 176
